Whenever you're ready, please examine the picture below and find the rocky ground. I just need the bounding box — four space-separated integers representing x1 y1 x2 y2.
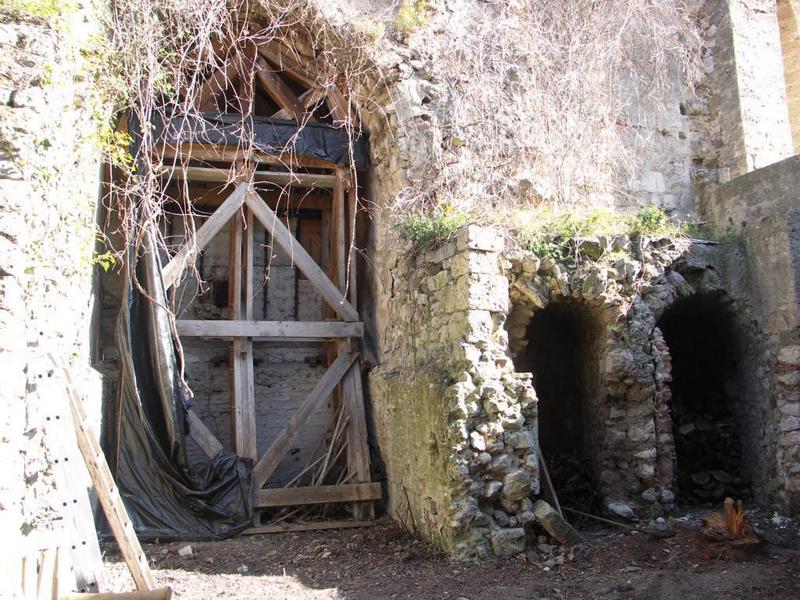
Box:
103 508 800 600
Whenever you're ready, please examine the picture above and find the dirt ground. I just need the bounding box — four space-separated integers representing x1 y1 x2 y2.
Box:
103 508 800 600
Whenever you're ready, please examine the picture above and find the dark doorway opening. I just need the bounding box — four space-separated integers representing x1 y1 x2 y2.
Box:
658 294 751 504
515 300 601 513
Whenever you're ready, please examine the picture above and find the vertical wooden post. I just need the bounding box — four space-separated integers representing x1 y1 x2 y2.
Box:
337 338 372 520
334 167 347 293
242 208 257 460
347 170 358 307
229 210 246 455
229 181 257 461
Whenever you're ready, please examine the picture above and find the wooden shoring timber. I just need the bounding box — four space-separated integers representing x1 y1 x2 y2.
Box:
244 188 359 322
241 208 257 460
257 42 318 89
339 340 373 520
243 520 375 535
60 364 155 592
159 143 337 170
162 181 248 289
197 57 240 111
251 351 358 488
325 85 352 125
36 361 105 593
160 165 337 189
347 169 358 306
254 56 310 123
176 319 364 339
187 408 223 458
271 88 326 120
228 209 257 461
167 187 334 212
254 482 381 508
334 167 347 291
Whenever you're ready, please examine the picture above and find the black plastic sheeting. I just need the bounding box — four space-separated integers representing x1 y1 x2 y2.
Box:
147 111 370 169
113 232 253 541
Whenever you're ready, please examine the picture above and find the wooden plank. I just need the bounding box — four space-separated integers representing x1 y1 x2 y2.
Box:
347 171 358 306
252 352 358 487
340 343 373 521
257 42 318 88
229 211 247 458
187 409 223 458
162 182 248 289
159 143 337 169
254 483 381 507
36 546 56 600
271 88 325 120
176 320 363 338
326 86 351 124
197 58 240 111
161 166 336 189
244 209 255 321
240 208 257 460
243 520 376 535
61 365 155 591
36 360 104 593
166 186 333 212
245 190 359 321
334 167 347 291
255 57 309 122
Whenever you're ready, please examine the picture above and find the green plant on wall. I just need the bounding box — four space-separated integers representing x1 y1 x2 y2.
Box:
0 0 77 20
396 203 470 252
518 206 691 260
396 0 433 36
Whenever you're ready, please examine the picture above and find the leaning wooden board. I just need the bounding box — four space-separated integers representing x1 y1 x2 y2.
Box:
59 362 155 592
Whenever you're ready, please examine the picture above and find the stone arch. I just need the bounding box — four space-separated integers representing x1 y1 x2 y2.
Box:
507 275 608 512
655 290 755 505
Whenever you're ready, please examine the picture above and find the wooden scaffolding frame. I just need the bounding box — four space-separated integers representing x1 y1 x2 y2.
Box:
153 37 379 525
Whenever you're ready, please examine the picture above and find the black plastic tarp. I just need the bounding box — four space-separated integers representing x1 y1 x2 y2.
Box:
113 231 253 541
148 112 370 169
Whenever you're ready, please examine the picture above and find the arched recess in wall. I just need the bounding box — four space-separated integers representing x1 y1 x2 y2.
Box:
510 299 604 512
778 0 800 153
657 293 752 505
97 30 380 531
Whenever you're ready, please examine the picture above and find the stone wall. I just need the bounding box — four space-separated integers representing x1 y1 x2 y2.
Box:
368 221 786 555
701 0 793 182
703 154 800 510
778 0 800 153
0 10 103 548
368 226 538 558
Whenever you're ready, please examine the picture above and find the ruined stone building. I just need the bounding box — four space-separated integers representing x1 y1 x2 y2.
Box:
2 0 800 579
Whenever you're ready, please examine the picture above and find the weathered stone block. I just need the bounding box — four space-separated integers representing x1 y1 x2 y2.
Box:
457 225 504 253
490 527 526 556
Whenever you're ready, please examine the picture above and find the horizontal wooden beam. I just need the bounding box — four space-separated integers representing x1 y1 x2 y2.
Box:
160 166 336 189
254 483 382 508
176 320 364 339
159 143 337 169
243 520 376 535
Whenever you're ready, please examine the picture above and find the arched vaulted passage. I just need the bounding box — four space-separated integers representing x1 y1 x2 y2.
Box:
658 294 751 504
513 299 603 512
